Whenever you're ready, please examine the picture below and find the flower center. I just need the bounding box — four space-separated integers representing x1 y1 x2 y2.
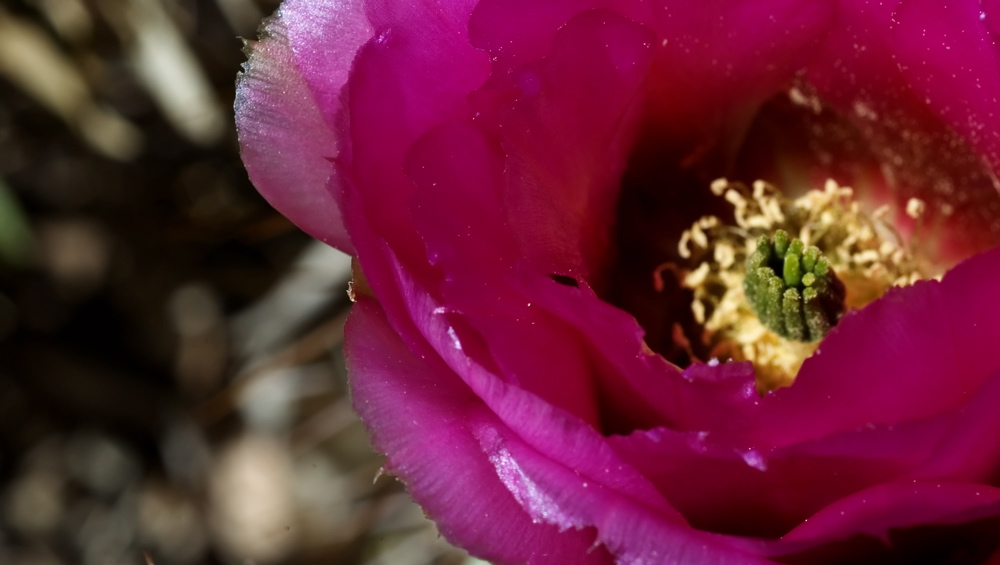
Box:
665 179 929 390
744 229 845 343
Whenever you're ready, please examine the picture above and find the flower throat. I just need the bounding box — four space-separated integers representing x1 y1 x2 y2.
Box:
666 179 927 391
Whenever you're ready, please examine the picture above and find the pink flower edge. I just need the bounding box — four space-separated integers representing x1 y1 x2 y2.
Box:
234 0 372 253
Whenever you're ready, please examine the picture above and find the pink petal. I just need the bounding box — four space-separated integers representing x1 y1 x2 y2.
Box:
346 297 614 565
805 0 1000 261
336 0 494 370
471 0 833 93
395 11 661 427
378 258 678 518
482 9 657 281
598 249 1000 540
340 0 489 284
473 417 778 565
607 313 1000 542
986 0 1000 41
775 481 1000 563
403 122 603 426
467 2 834 283
636 0 834 140
883 0 1000 176
235 0 371 252
513 271 766 436
753 246 1000 448
396 10 788 440
469 0 592 70
910 367 1000 483
609 414 935 539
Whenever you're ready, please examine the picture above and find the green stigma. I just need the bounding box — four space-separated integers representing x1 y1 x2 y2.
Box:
744 230 846 342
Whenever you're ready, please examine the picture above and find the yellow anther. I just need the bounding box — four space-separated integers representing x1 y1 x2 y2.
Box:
678 231 692 259
710 178 729 196
906 197 926 219
714 242 735 269
684 262 711 288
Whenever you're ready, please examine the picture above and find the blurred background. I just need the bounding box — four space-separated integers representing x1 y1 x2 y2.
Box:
0 1 474 564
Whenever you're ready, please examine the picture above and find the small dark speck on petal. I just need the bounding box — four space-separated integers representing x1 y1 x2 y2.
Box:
550 274 579 287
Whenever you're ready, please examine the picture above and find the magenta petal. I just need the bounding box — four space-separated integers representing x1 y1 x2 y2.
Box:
805 0 1000 259
985 0 1000 41
235 0 372 252
341 0 489 278
604 360 1000 543
469 0 591 70
514 271 766 435
248 0 1000 560
398 11 662 426
335 0 495 365
475 422 778 565
404 123 603 426
883 0 1000 175
775 481 1000 562
470 3 833 282
346 298 614 565
587 247 1000 534
911 367 1000 482
493 10 657 280
346 240 683 531
384 262 678 517
609 413 950 539
753 246 1000 448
